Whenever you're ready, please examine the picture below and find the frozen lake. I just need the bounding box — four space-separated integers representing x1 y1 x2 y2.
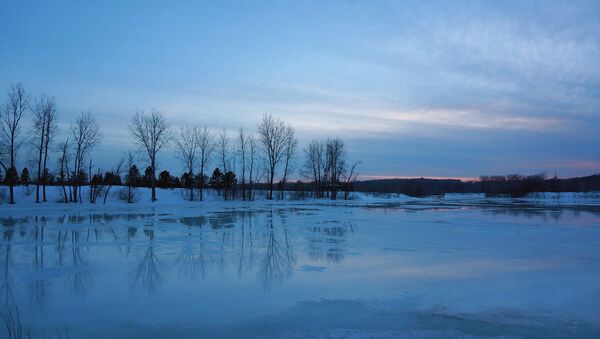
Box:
1 199 600 338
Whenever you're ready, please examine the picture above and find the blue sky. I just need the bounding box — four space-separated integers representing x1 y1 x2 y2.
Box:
1 0 599 179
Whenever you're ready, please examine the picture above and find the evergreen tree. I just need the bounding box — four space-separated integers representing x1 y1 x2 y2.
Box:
195 173 208 189
20 167 30 186
181 172 194 190
224 170 237 200
125 163 141 203
209 168 224 190
143 166 154 187
158 170 172 188
4 166 19 187
224 171 237 191
42 168 49 187
126 164 141 187
104 171 122 186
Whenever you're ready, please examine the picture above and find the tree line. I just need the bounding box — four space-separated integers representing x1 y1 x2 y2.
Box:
0 82 359 204
355 173 600 198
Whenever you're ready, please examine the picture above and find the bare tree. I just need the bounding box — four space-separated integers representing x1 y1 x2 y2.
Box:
41 97 57 202
325 137 346 200
129 109 172 202
0 83 30 204
278 125 297 200
71 112 102 203
175 126 200 201
197 125 214 201
32 96 48 203
238 127 249 200
303 140 325 198
88 158 101 203
218 128 228 173
32 95 57 203
342 161 359 200
247 133 258 201
218 128 229 200
124 151 136 203
57 138 70 203
102 157 124 204
257 114 286 200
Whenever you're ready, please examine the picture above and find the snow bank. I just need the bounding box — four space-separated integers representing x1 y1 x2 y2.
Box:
0 185 598 213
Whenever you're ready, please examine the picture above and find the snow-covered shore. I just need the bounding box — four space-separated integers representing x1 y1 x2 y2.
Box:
0 185 598 214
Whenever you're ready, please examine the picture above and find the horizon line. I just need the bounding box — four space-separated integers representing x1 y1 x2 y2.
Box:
357 173 600 182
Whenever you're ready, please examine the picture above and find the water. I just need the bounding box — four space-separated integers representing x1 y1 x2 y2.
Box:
1 201 600 338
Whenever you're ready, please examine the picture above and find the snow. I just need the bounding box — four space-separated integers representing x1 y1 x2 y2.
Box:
1 185 599 210
1 185 600 338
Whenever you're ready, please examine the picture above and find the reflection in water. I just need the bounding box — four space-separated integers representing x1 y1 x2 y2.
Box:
130 230 165 295
0 204 598 338
361 203 600 222
307 221 354 264
259 210 295 290
489 208 566 222
0 216 28 227
0 213 158 227
68 230 93 298
237 212 257 278
0 208 354 335
30 219 48 307
1 229 15 309
0 207 357 301
176 210 314 288
176 233 207 281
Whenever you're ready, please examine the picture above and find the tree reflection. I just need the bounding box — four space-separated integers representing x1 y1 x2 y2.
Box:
67 230 93 298
1 229 15 310
306 221 354 264
176 233 207 281
0 208 354 308
30 221 48 307
126 226 137 257
130 230 164 295
259 211 295 290
237 214 251 278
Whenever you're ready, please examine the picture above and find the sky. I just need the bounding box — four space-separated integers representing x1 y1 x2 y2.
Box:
1 0 599 179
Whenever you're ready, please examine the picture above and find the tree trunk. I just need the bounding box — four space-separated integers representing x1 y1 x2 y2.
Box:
268 167 275 200
62 184 68 203
199 167 204 201
241 156 246 201
151 161 156 202
248 157 254 201
42 139 50 202
9 155 15 204
190 171 194 201
88 159 93 203
60 153 67 203
65 156 72 203
280 159 289 201
42 131 50 202
35 128 45 203
72 157 78 203
248 181 253 201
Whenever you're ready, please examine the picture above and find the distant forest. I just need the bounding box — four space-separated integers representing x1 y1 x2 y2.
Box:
353 174 600 198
